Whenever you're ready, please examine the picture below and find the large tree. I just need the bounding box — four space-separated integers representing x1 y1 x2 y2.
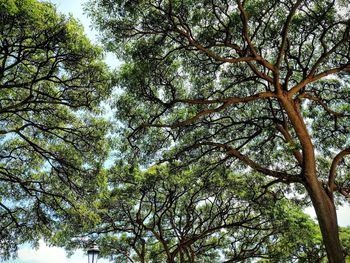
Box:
87 0 350 262
54 164 327 263
0 0 113 258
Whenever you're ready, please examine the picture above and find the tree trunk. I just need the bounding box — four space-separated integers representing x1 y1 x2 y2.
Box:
278 96 345 262
306 179 345 263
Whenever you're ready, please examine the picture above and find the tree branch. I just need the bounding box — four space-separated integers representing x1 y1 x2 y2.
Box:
201 141 300 182
328 147 350 193
144 92 275 128
275 0 303 68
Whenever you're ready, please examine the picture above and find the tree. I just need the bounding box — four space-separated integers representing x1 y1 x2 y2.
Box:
0 0 113 259
87 0 350 262
54 164 327 263
340 226 350 262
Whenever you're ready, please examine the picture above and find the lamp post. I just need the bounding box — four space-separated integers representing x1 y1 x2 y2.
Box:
87 243 100 263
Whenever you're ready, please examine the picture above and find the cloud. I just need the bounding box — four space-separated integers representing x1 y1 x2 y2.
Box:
337 203 350 227
15 240 111 263
305 203 350 227
18 241 82 263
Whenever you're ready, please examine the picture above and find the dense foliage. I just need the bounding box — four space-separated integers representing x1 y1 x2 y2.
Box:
87 0 350 261
54 164 327 263
340 226 350 262
0 0 113 258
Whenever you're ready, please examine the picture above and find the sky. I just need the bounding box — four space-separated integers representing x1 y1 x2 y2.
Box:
4 1 350 263
7 240 111 263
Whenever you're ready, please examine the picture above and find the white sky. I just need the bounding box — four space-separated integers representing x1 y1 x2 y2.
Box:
8 240 110 263
4 1 350 262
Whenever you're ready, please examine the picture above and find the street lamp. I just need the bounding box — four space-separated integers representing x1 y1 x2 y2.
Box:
87 243 100 263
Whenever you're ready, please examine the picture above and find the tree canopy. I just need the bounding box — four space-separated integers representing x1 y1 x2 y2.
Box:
54 164 328 263
87 0 350 262
0 0 113 258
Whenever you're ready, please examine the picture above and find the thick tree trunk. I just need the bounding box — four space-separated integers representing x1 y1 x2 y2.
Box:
278 96 345 262
306 179 345 263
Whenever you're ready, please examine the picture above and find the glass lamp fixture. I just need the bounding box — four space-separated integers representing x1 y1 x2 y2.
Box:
87 243 100 263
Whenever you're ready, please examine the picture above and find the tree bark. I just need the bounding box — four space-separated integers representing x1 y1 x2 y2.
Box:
306 179 345 263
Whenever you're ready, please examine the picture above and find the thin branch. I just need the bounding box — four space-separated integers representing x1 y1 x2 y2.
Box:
275 0 303 68
328 147 350 192
289 64 350 96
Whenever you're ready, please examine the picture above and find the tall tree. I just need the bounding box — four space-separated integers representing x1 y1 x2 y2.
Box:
54 164 327 263
0 0 113 258
87 0 350 261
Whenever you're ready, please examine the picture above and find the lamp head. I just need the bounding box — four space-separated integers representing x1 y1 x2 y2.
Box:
87 243 100 263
